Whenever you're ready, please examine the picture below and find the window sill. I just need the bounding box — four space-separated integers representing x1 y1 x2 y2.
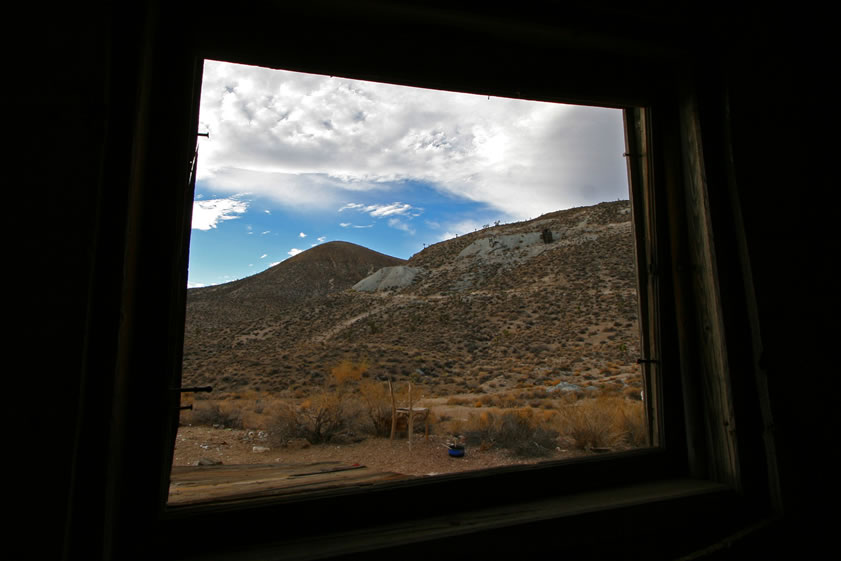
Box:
167 477 751 561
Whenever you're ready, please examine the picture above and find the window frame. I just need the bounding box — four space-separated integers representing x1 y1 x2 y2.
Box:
102 4 772 559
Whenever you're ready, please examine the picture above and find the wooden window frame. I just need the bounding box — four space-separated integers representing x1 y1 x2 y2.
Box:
94 4 776 559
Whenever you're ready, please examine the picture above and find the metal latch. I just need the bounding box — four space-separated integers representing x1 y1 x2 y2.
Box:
173 386 212 410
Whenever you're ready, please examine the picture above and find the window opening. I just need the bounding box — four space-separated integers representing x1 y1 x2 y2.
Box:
168 60 649 506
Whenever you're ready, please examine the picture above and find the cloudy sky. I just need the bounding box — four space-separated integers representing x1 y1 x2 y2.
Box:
188 60 629 288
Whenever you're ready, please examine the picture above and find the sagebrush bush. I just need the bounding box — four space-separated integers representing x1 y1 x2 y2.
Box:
268 361 373 445
464 408 558 457
269 392 362 445
330 359 368 385
555 396 646 450
617 399 647 447
358 379 394 437
190 400 244 429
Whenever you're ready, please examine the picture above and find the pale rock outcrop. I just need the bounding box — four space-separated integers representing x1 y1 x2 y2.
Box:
352 265 422 292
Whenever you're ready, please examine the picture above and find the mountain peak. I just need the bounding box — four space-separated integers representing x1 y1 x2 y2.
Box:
187 240 405 315
284 241 405 267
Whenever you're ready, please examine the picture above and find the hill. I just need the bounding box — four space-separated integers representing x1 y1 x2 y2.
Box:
186 241 405 324
181 200 641 398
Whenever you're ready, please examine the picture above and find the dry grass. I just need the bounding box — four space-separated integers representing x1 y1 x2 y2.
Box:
181 390 287 430
188 400 245 429
180 383 647 456
461 407 559 457
357 379 393 436
555 396 646 450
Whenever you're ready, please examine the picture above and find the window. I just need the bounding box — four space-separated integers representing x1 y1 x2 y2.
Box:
104 4 767 559
169 60 652 506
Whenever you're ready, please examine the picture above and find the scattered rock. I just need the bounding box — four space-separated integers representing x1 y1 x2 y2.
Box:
352 265 422 292
546 381 581 393
252 446 270 453
196 457 222 466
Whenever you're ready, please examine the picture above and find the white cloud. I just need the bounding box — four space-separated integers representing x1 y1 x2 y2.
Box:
339 202 421 218
388 217 415 235
340 201 422 234
191 197 248 230
197 60 628 218
441 218 488 240
260 253 268 259
288 248 303 257
317 236 326 243
299 232 307 238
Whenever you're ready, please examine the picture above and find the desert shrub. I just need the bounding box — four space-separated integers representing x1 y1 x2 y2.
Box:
268 358 371 445
358 379 394 436
190 400 244 429
267 402 300 445
464 408 558 457
556 398 619 450
269 392 361 445
617 398 647 447
330 358 368 385
555 396 646 450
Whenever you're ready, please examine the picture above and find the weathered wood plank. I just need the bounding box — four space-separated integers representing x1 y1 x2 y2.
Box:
168 462 410 505
679 86 740 487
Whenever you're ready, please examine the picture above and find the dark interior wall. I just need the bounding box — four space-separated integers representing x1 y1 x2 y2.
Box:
7 3 834 559
9 4 111 559
8 3 152 559
719 14 835 537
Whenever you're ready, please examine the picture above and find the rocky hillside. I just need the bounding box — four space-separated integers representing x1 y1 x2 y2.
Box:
186 241 405 324
181 200 642 398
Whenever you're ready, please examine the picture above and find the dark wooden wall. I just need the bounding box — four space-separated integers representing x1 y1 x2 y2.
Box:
7 2 834 559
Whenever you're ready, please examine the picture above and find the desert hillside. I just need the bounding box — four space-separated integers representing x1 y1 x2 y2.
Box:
181 200 642 399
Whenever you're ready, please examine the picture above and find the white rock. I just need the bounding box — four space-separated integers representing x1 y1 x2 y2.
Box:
352 266 421 292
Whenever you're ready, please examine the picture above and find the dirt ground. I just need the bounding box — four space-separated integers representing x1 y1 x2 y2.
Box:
172 425 590 478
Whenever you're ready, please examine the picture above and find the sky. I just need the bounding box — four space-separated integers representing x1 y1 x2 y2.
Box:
188 60 630 288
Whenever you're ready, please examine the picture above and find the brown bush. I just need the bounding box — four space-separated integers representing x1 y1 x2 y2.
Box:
358 379 394 437
330 359 368 385
555 396 646 450
463 408 558 457
270 394 348 445
190 400 244 429
617 399 647 447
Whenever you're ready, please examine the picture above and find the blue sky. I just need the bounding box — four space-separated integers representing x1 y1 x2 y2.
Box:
188 60 630 288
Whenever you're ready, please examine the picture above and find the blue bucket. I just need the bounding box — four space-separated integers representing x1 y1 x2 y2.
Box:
448 444 465 458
